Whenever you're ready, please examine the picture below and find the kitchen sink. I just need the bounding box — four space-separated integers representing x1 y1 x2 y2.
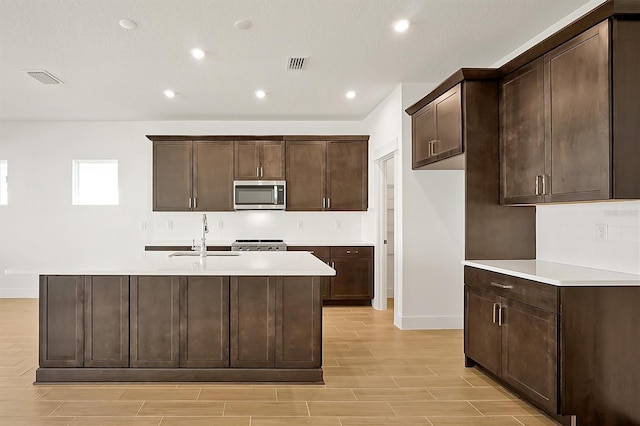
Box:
169 251 240 257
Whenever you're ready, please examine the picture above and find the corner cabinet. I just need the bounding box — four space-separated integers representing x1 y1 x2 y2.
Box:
152 140 234 211
501 19 640 204
409 84 462 168
285 138 368 211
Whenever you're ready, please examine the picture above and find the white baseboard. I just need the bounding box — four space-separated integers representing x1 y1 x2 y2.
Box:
395 314 462 330
0 288 39 298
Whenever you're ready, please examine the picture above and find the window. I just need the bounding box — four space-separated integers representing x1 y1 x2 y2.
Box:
0 160 7 205
72 160 119 205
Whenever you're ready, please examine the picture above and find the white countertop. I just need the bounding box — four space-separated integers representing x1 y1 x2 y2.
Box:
463 259 640 286
144 240 374 248
6 251 336 277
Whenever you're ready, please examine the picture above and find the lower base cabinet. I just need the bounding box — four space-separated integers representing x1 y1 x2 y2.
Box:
288 246 373 303
38 273 322 382
465 266 640 425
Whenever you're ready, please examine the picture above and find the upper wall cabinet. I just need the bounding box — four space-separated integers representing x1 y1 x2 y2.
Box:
153 140 234 211
410 84 462 168
286 139 368 211
501 18 640 204
234 141 285 181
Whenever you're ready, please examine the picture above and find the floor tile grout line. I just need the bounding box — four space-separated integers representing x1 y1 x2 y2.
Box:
134 400 145 417
467 400 487 416
514 415 527 425
46 401 65 417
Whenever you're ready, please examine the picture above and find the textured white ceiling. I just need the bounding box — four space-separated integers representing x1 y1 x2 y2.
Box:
0 0 594 121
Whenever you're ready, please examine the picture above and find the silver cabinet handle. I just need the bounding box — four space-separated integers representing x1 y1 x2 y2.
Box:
428 140 434 156
331 261 335 268
261 166 264 178
498 305 504 326
256 166 260 178
535 175 540 196
542 174 548 195
193 197 197 209
490 282 513 289
189 198 192 208
322 197 326 208
327 197 330 209
432 140 438 156
492 303 499 324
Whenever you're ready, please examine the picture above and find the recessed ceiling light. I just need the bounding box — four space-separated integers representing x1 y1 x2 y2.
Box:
119 19 137 30
393 19 410 33
255 90 266 99
191 48 205 60
346 90 356 100
163 90 176 98
235 20 252 30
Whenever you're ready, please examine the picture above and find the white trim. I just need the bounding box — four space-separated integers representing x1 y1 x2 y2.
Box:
395 314 463 330
387 288 394 298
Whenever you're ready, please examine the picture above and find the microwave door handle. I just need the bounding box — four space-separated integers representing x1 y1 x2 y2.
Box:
273 186 277 204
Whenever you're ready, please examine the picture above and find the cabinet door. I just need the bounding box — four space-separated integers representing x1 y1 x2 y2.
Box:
130 276 180 368
412 104 436 168
544 21 610 202
330 256 373 300
230 277 276 367
39 276 84 368
464 286 501 377
286 141 326 211
433 84 463 160
153 141 192 211
501 59 545 204
180 277 230 368
194 141 234 211
501 298 558 413
84 276 129 368
234 141 260 180
261 141 286 180
326 140 368 211
276 277 322 368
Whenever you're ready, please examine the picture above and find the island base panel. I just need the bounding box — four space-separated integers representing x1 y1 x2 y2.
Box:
35 367 323 383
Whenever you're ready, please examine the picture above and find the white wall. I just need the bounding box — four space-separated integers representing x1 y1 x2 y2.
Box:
537 202 640 275
0 120 366 297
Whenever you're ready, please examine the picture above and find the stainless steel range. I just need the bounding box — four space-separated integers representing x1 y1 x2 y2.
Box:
231 239 287 251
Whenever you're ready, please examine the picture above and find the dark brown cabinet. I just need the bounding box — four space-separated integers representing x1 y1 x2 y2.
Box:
153 140 234 211
501 19 640 204
130 276 180 368
39 276 84 368
409 84 462 168
234 141 285 180
465 267 559 415
84 276 129 368
230 276 276 368
330 247 373 300
179 276 230 368
286 140 367 211
288 246 373 303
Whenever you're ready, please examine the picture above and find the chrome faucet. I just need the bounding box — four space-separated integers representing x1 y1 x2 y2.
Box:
200 214 209 257
191 214 209 257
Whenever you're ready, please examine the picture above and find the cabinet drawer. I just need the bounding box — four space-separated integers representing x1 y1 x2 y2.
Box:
330 246 373 258
287 246 330 261
464 266 558 313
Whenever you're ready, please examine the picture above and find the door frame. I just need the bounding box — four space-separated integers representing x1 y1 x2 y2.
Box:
372 138 399 313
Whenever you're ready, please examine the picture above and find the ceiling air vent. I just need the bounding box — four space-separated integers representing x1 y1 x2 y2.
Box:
287 57 308 70
25 70 63 85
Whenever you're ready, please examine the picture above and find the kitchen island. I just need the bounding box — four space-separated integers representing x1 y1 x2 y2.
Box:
34 251 334 383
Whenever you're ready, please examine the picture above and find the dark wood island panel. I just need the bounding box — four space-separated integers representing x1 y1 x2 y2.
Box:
36 274 323 383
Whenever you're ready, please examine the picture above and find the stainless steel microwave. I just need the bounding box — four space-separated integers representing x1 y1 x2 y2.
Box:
233 180 286 210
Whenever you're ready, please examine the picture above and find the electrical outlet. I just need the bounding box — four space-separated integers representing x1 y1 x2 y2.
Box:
596 223 608 242
167 220 174 230
297 220 303 230
139 221 146 230
217 220 223 230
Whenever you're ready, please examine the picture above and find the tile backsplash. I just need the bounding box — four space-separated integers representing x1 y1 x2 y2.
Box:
537 201 640 274
150 211 368 243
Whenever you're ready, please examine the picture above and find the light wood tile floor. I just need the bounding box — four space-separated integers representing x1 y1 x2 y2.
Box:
0 298 560 425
